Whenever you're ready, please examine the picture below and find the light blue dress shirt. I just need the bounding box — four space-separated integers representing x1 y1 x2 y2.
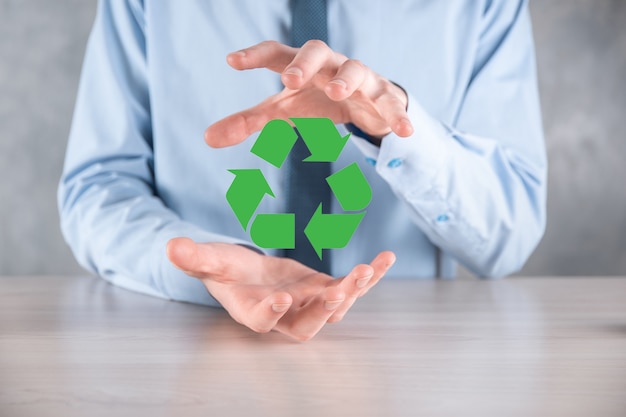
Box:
59 0 546 306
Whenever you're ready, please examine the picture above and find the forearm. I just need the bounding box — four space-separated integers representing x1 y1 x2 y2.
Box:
58 162 253 306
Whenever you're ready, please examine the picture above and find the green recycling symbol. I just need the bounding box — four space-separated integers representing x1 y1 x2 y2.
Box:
226 118 372 259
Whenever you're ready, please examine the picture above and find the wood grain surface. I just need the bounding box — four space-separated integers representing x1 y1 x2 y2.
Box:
1 276 625 417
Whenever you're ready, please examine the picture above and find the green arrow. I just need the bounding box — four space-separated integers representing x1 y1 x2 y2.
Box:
226 169 274 230
326 162 372 211
250 213 295 248
250 119 298 168
304 204 365 259
290 118 350 162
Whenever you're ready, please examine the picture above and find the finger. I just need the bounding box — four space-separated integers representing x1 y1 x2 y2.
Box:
327 263 374 323
275 286 345 341
241 292 293 334
281 39 342 90
204 104 271 148
324 59 368 101
372 90 414 137
226 40 297 73
358 251 396 296
358 72 413 137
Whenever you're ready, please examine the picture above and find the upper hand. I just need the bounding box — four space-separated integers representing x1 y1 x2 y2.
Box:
166 238 396 341
205 40 413 148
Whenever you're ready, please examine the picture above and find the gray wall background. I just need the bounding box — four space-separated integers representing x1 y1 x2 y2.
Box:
1 0 625 276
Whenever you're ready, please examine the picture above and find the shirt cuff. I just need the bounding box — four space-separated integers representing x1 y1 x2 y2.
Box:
349 92 448 197
348 93 485 254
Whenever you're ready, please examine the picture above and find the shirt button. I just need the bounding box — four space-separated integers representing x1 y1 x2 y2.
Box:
387 158 403 168
365 157 377 166
436 214 450 222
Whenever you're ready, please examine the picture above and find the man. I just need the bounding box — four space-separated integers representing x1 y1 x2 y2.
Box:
59 0 546 340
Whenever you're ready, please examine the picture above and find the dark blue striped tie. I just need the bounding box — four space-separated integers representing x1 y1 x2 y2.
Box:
284 0 331 273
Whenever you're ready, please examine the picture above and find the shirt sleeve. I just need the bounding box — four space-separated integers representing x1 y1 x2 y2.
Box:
350 0 547 277
58 0 242 306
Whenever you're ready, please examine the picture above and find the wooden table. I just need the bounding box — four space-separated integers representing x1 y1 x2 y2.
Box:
1 276 625 417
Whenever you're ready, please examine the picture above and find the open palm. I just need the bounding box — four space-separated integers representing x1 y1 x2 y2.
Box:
167 238 395 341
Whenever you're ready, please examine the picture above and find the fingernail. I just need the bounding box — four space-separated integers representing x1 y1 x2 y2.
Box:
324 300 343 310
272 303 290 313
356 277 370 288
233 50 246 57
329 79 347 89
284 67 303 78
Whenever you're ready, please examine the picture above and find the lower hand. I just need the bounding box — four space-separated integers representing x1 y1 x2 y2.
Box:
166 238 396 341
205 40 413 148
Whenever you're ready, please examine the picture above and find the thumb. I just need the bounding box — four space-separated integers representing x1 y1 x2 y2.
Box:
166 237 208 276
204 106 271 148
